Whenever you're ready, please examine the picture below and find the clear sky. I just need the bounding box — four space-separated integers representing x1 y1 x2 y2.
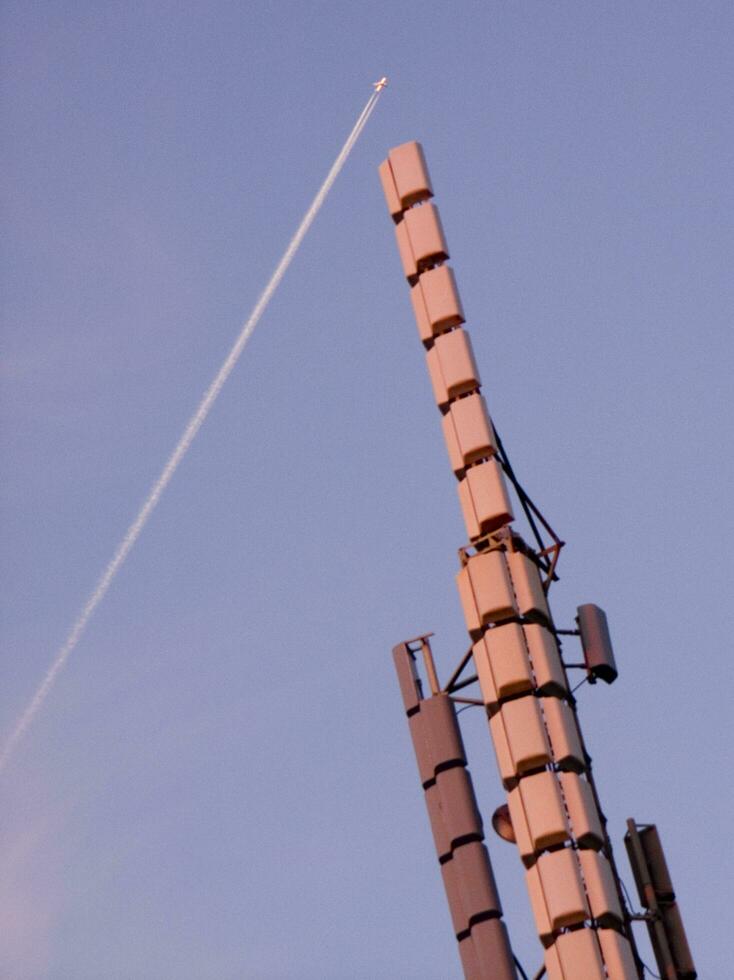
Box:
2 2 731 978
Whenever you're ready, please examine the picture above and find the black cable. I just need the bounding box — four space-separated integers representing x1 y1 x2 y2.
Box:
639 958 662 980
493 428 548 564
570 675 589 695
512 954 530 980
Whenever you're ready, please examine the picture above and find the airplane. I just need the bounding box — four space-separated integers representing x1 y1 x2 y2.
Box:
373 76 388 92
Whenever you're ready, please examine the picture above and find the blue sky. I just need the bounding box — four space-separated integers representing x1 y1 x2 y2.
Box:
2 2 732 977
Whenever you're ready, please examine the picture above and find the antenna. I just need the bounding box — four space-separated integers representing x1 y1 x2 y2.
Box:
379 141 695 979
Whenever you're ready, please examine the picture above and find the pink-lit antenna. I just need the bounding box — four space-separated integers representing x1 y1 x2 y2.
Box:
379 142 695 980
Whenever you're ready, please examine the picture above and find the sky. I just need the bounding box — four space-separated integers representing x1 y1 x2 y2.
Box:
1 2 732 978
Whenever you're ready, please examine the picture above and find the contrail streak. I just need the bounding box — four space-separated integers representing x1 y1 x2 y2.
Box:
0 85 384 773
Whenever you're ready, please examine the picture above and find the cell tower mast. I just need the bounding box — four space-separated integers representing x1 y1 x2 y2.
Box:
379 142 695 980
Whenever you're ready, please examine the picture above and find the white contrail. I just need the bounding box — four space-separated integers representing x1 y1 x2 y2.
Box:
0 85 384 773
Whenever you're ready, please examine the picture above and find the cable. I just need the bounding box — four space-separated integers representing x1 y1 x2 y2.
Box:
570 675 589 695
512 954 530 980
639 958 662 979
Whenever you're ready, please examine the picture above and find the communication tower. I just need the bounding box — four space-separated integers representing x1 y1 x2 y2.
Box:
379 142 695 980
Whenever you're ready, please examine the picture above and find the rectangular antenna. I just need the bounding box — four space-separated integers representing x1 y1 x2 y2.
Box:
624 820 696 979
